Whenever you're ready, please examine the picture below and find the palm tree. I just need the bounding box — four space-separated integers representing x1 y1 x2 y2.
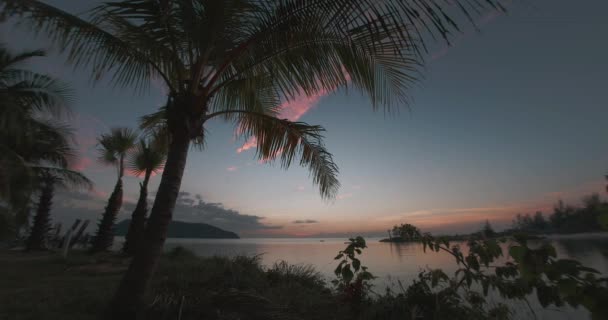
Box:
25 123 92 250
3 0 507 315
122 136 166 255
0 44 73 236
90 127 137 253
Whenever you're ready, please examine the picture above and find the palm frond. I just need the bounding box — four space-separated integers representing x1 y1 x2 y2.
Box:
33 166 93 191
0 45 72 138
97 127 139 162
224 110 339 199
2 70 73 115
128 137 167 177
139 101 206 149
0 46 44 71
206 0 505 112
1 0 171 91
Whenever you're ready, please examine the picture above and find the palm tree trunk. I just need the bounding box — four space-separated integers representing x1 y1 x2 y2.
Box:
90 178 123 253
122 171 151 255
111 126 191 318
25 180 54 250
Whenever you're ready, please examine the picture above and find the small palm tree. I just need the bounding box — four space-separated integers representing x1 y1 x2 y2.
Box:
0 44 72 234
4 0 508 315
26 163 92 250
19 121 92 250
90 127 137 253
122 135 166 255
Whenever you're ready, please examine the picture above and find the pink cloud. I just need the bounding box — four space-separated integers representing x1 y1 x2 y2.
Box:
226 166 239 172
295 185 306 192
236 90 329 154
237 71 351 154
68 113 109 172
277 87 330 121
89 188 108 199
69 156 92 171
237 137 257 153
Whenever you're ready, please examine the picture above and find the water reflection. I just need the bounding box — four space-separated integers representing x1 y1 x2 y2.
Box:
158 236 608 282
151 235 608 320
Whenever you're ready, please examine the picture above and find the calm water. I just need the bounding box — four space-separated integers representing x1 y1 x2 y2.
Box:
132 234 608 320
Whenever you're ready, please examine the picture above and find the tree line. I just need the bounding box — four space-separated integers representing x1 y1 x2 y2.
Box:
512 193 608 234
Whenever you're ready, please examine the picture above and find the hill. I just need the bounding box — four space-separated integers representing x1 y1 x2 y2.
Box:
115 220 239 239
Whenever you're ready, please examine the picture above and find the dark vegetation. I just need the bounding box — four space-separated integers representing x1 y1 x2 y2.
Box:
383 194 608 244
511 194 608 234
1 1 607 319
115 220 240 239
0 0 515 315
2 231 608 320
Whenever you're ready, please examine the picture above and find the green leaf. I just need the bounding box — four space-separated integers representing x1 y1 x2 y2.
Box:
342 264 354 283
352 258 361 271
334 260 346 276
466 255 480 271
509 246 526 263
334 253 343 260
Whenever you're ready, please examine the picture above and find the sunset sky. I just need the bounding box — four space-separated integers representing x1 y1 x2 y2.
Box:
4 0 608 237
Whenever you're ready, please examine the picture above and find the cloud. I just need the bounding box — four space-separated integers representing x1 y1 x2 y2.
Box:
158 192 282 235
66 113 109 172
42 190 134 234
293 219 319 224
48 189 280 237
69 156 93 171
226 166 239 172
337 193 353 200
236 137 257 153
236 71 350 154
295 185 306 192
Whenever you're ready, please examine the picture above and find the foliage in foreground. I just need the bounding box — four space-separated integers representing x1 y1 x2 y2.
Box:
146 235 608 320
3 234 608 320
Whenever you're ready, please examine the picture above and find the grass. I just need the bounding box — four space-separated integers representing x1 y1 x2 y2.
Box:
0 250 124 320
0 247 521 320
0 248 341 320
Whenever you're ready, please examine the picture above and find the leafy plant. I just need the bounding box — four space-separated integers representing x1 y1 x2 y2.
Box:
419 232 608 319
332 236 375 312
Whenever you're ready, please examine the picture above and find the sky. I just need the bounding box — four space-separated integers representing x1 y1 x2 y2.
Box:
3 0 608 237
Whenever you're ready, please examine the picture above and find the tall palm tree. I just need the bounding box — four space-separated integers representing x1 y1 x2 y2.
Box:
122 135 166 255
25 123 92 250
3 0 507 315
0 44 73 236
90 127 138 253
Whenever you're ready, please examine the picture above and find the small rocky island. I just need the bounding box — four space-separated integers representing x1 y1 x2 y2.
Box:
115 219 239 239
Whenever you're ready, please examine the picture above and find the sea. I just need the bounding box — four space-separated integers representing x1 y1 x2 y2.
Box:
117 233 608 320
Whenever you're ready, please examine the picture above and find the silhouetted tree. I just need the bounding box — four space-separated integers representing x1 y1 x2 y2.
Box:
122 136 166 255
392 223 421 241
482 220 496 238
90 128 137 253
0 45 73 236
4 0 509 316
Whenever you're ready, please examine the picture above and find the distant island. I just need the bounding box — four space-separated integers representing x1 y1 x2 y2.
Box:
115 220 239 239
381 193 608 243
380 220 551 243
